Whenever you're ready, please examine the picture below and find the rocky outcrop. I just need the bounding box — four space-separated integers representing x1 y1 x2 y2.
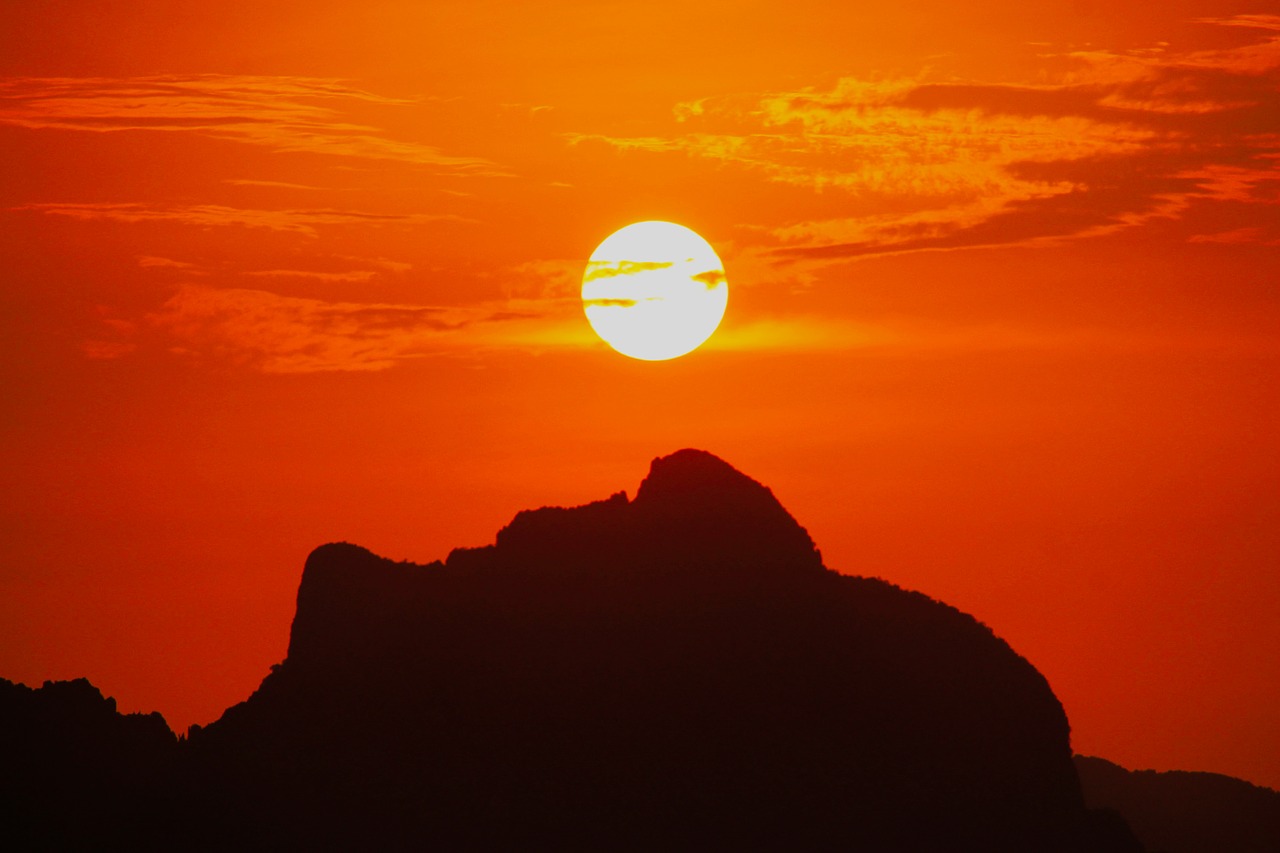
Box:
189 449 1134 850
0 678 177 849
4 451 1168 850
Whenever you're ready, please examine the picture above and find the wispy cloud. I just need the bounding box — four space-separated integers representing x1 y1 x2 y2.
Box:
13 201 471 237
223 179 330 191
0 75 504 174
343 256 413 274
243 269 379 284
582 260 674 282
1188 226 1280 246
138 255 201 270
503 259 588 301
574 18 1280 261
144 285 526 373
89 275 1277 371
135 253 413 282
85 281 592 373
701 312 1280 357
582 298 638 308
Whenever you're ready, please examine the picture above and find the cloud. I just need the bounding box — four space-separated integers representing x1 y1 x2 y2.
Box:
1200 13 1280 32
223 179 330 190
102 282 595 373
346 256 413 274
134 253 413 282
582 260 674 282
13 201 471 237
574 19 1280 261
0 75 504 174
703 314 1280 358
1188 226 1280 246
138 256 201 270
564 133 683 154
692 270 727 288
503 259 587 300
94 276 1278 371
582 298 638 308
243 269 379 284
144 285 500 372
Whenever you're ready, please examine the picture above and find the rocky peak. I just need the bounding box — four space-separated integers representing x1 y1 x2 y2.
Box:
631 448 824 576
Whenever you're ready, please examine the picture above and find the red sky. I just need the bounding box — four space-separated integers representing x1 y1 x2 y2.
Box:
2 1 1278 789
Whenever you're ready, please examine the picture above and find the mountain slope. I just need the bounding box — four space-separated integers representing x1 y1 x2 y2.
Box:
0 678 178 849
187 449 1136 850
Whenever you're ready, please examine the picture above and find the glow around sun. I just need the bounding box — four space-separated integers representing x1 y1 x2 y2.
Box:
581 221 728 361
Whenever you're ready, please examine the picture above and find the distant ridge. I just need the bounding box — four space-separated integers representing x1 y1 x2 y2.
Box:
1076 755 1280 853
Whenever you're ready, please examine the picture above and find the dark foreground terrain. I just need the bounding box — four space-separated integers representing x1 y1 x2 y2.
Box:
4 451 1272 850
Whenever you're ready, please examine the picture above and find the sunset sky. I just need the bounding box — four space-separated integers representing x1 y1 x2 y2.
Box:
2 1 1278 789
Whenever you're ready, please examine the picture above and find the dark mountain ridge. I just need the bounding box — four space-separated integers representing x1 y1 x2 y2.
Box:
0 449 1177 849
0 678 178 849
186 449 1128 850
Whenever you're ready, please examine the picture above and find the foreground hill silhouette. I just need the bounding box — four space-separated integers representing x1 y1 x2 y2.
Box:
183 449 1136 850
5 450 1153 850
0 678 178 849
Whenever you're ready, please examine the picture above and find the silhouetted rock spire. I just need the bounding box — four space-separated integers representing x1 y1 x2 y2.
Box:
631 448 824 576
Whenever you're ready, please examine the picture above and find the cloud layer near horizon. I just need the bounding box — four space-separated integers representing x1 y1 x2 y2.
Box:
97 284 547 373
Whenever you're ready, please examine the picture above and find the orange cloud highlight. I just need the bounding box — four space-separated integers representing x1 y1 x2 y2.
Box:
13 202 471 237
574 21 1280 262
0 75 504 173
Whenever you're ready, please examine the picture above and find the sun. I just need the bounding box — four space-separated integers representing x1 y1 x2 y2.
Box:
581 221 728 361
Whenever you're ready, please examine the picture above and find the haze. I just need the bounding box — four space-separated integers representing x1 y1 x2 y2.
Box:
1 1 1277 791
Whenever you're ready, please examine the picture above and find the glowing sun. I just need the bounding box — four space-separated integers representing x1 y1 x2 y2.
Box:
581 221 728 360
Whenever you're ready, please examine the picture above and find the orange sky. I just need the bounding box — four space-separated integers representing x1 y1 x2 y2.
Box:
2 1 1278 789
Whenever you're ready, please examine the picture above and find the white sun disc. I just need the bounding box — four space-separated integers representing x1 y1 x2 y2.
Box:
581 221 728 361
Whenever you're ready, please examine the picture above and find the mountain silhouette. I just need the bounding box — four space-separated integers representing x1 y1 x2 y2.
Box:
4 450 1151 850
1075 755 1280 853
183 449 1137 850
0 677 178 849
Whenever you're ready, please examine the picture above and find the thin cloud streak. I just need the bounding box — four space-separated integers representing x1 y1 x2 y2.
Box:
98 286 584 373
707 316 1280 357
582 260 675 282
223 179 330 191
0 75 505 174
145 285 518 373
91 282 1280 374
243 270 379 284
138 256 201 270
13 202 472 237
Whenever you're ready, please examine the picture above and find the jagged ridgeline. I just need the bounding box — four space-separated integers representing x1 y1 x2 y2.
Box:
6 450 1146 851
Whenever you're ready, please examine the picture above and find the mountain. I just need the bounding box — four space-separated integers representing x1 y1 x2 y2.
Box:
182 449 1136 850
4 449 1146 850
0 677 178 849
1075 755 1280 853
